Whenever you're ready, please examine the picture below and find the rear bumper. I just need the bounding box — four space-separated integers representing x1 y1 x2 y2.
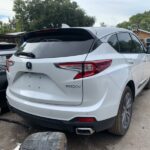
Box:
7 87 118 122
9 104 115 133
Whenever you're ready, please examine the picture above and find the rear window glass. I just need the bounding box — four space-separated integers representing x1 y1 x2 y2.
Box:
0 44 16 51
17 37 94 58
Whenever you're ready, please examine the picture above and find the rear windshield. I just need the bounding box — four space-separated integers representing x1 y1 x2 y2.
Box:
16 37 94 58
0 44 16 51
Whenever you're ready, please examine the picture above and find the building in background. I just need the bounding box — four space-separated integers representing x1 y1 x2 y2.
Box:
133 29 150 48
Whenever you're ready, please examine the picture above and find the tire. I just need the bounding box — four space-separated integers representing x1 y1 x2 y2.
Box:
20 132 67 150
109 86 133 136
144 79 150 89
0 73 9 114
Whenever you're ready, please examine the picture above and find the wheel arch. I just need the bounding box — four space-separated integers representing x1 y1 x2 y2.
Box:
126 80 135 100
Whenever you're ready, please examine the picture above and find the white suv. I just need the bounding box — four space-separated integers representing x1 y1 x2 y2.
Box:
6 27 150 135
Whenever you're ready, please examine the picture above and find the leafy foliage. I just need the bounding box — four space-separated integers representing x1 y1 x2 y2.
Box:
117 11 150 31
0 0 95 33
13 0 95 31
0 19 17 34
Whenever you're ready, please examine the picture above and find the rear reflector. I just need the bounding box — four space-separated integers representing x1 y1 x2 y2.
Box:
55 60 112 79
73 117 97 123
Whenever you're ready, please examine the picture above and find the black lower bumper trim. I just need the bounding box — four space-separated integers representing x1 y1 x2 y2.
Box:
9 104 115 133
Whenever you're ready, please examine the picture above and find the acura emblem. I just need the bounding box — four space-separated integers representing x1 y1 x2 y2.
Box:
26 62 32 70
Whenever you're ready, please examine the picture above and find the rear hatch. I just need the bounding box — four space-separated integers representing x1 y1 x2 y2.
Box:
8 28 96 106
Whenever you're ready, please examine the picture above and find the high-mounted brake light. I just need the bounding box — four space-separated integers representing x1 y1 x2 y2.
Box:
6 59 15 72
55 60 112 79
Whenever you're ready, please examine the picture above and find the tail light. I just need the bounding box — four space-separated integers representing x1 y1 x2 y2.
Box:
6 59 15 72
55 60 112 79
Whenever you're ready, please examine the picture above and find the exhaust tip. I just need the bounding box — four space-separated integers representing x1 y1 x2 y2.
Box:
76 128 95 135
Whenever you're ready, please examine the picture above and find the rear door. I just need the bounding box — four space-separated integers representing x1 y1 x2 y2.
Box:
117 32 145 89
8 29 95 106
130 33 149 84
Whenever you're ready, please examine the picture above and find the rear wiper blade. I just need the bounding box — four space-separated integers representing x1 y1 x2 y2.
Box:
28 38 62 43
16 52 35 58
37 39 62 42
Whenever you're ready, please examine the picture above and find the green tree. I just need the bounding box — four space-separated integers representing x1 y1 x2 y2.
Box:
0 21 13 34
13 0 95 31
117 11 150 31
0 18 19 34
13 0 30 31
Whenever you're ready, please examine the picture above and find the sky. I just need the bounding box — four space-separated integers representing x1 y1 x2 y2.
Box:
0 0 150 26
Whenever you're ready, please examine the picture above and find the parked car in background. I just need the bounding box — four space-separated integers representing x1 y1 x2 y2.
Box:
6 27 150 136
0 42 16 113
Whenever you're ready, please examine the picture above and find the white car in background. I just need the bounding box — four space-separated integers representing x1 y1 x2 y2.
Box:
6 27 150 135
0 42 16 113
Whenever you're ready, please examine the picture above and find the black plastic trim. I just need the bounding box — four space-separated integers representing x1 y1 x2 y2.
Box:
9 104 115 133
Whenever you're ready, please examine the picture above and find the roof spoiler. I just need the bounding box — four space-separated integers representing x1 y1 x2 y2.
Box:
23 28 96 42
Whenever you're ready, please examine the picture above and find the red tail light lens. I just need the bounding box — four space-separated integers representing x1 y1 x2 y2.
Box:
6 59 15 72
55 60 112 79
56 63 83 72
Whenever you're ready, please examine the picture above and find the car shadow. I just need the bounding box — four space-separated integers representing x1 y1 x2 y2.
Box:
67 131 123 150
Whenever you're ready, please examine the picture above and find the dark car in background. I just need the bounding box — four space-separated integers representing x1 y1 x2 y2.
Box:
0 42 16 113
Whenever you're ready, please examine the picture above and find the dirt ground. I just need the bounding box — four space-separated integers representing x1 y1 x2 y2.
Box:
0 89 150 150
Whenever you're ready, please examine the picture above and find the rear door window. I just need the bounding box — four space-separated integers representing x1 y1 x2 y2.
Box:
108 34 120 52
117 33 132 53
130 34 144 53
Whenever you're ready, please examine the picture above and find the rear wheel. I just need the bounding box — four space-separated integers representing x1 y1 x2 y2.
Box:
109 86 133 136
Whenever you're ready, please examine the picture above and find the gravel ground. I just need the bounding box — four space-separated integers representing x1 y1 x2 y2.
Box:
0 89 150 150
